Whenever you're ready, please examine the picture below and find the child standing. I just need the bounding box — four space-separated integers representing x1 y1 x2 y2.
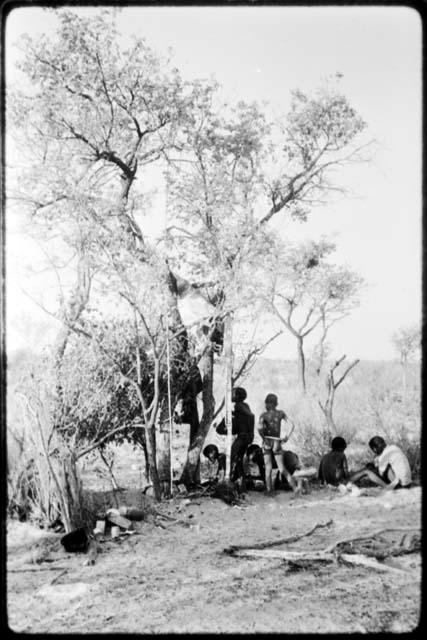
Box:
258 393 296 493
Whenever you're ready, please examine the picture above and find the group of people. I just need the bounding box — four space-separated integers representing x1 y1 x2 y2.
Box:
319 434 412 490
202 387 413 494
203 388 305 494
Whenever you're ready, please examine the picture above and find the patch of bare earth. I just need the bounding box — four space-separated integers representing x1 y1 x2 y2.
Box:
7 486 421 633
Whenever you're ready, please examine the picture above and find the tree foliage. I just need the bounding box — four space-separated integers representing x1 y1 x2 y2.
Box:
8 8 373 492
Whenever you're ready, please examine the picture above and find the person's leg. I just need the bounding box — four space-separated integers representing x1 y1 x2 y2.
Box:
274 452 297 491
231 437 248 482
263 450 273 492
350 468 388 488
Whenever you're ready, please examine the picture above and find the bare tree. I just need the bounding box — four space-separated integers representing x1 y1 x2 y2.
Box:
318 355 360 432
391 324 420 396
267 239 363 393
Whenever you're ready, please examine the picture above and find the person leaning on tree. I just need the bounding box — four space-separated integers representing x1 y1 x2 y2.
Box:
215 387 255 482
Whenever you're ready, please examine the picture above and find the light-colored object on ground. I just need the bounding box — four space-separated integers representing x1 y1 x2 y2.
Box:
338 484 347 494
106 509 132 530
177 484 188 495
95 520 105 535
37 582 92 604
293 467 317 478
111 526 120 538
350 485 362 497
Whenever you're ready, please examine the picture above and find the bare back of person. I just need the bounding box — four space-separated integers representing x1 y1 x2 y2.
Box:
259 408 286 454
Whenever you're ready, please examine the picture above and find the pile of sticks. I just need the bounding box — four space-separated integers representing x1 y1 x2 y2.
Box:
223 522 420 575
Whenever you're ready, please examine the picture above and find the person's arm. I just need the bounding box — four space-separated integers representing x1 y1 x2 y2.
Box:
217 454 226 482
342 456 349 479
384 476 399 491
280 413 295 443
318 457 324 483
258 414 266 441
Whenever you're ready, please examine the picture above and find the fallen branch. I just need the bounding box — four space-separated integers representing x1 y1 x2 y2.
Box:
326 526 421 553
224 519 333 554
340 554 409 574
227 548 333 562
47 568 68 585
9 565 69 573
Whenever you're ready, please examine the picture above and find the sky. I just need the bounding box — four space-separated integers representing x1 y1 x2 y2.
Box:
5 5 422 361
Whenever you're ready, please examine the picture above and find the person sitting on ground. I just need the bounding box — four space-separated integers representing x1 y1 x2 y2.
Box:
258 393 297 493
349 436 412 491
243 444 266 488
318 436 349 486
216 387 255 482
202 444 226 484
243 445 301 491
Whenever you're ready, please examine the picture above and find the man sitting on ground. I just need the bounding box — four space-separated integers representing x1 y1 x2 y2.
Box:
349 436 412 490
318 436 349 486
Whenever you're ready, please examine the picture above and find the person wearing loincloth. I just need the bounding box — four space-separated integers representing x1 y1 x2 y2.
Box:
258 393 297 493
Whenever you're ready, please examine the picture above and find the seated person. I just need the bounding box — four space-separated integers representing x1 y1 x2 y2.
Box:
243 444 300 491
349 436 412 491
318 436 349 486
201 444 226 484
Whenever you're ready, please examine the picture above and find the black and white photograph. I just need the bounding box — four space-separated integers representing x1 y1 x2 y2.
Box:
3 2 421 634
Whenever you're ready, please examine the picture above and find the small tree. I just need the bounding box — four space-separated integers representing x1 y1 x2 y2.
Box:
267 239 363 393
318 355 359 433
391 324 421 396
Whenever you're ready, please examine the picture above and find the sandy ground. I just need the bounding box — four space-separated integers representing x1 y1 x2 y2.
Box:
7 483 421 634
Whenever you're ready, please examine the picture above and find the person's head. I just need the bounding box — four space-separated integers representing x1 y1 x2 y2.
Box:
246 444 261 461
369 436 386 456
232 387 247 403
331 436 347 452
265 393 278 409
203 444 219 462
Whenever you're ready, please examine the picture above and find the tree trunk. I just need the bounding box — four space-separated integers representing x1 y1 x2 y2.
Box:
296 335 307 394
57 452 85 531
145 425 162 501
402 363 407 398
224 315 233 481
179 348 215 486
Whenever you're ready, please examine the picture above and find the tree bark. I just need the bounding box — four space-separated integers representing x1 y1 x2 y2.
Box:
224 314 234 481
179 348 215 486
296 335 307 394
145 425 162 501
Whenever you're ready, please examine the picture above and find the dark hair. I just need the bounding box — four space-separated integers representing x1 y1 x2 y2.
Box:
369 436 386 451
331 436 347 452
246 444 261 456
233 387 247 402
203 444 219 458
265 393 278 406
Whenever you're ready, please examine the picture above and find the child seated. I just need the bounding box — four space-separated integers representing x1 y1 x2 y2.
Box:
318 436 349 486
349 436 412 490
202 444 226 483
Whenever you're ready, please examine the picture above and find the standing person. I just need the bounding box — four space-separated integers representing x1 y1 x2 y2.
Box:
350 436 412 490
216 387 255 482
258 393 297 493
318 436 349 486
